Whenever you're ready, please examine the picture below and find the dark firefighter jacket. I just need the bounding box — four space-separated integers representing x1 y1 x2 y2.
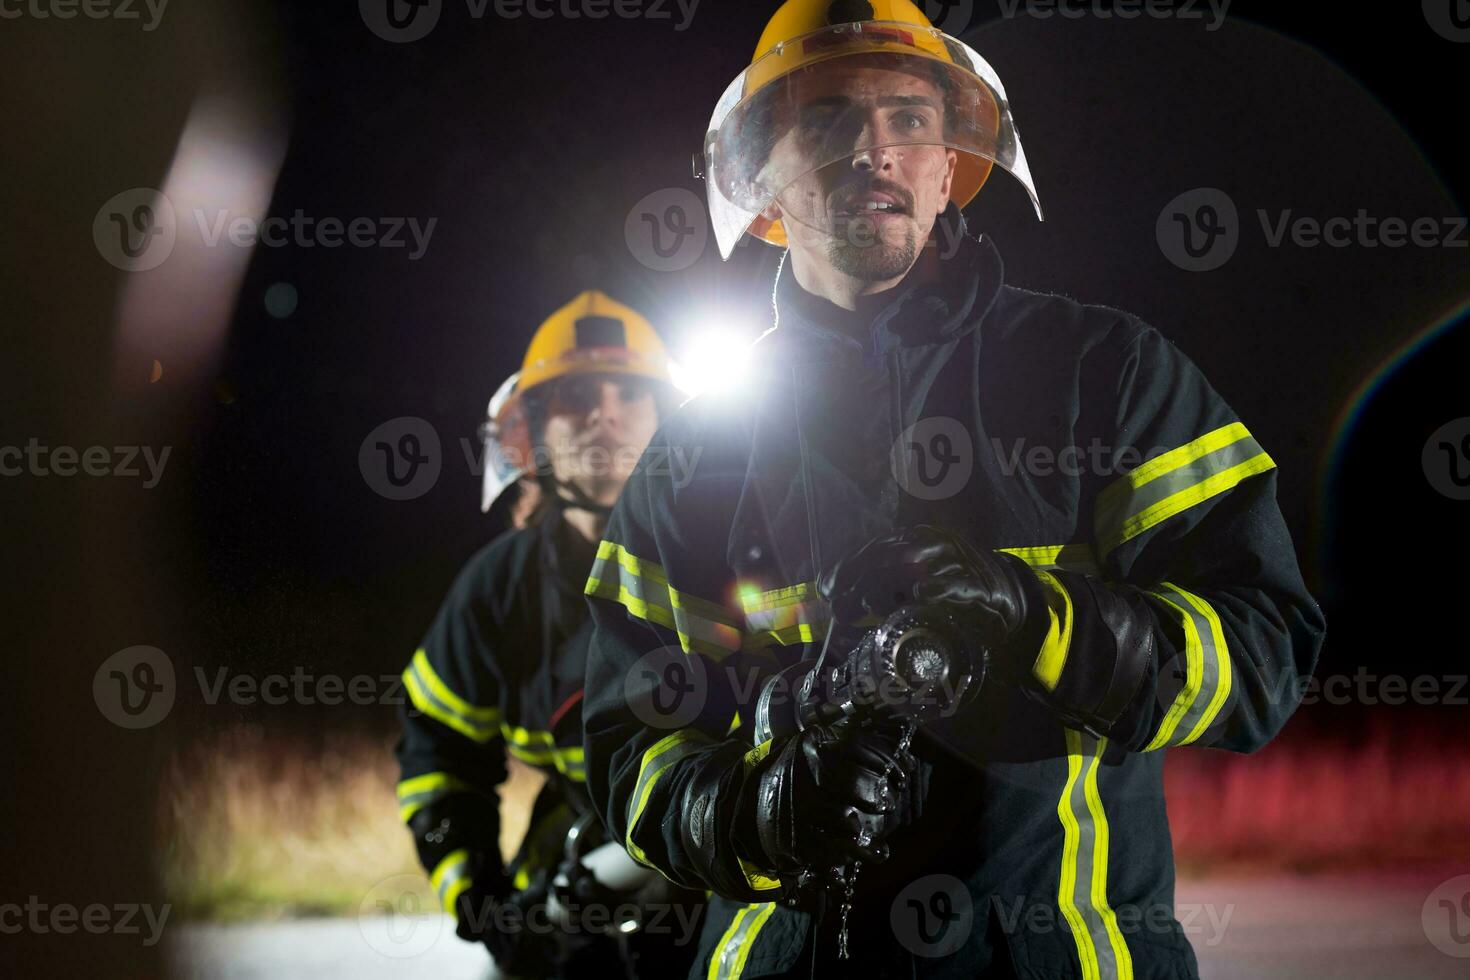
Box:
581 217 1326 979
396 512 599 911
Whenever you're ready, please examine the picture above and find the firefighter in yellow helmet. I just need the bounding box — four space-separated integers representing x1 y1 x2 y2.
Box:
583 2 1323 977
396 291 704 979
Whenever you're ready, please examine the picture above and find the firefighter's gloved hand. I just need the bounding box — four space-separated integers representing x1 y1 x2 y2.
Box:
820 524 1049 663
458 874 559 976
740 721 919 874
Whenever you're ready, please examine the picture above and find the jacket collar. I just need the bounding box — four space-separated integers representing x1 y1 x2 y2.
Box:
767 204 1005 362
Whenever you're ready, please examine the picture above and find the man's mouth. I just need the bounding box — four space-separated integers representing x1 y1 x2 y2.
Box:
834 189 911 220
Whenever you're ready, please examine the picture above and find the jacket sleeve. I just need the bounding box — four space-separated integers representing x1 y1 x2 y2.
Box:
582 425 791 903
394 552 510 911
1010 322 1326 754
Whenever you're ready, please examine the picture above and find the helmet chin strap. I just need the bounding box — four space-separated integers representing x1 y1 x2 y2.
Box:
541 475 615 517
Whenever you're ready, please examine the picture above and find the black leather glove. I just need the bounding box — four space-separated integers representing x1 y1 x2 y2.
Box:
408 795 556 973
469 874 560 976
819 524 1049 668
738 721 919 875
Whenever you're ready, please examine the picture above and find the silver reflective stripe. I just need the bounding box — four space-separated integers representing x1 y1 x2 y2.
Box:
588 543 742 659
625 732 713 865
1144 585 1233 750
708 902 777 980
1096 424 1272 557
1058 731 1133 980
404 657 499 742
430 850 473 914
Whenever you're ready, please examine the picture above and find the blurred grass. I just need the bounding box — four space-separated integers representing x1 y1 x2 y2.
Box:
161 725 543 922
163 714 1469 921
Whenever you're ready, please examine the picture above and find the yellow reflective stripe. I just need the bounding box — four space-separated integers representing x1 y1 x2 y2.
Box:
739 581 831 650
735 740 783 891
738 581 818 614
1030 570 1074 693
500 724 556 746
395 771 477 823
430 848 474 915
1096 422 1275 559
403 654 501 743
738 859 783 892
1057 730 1132 980
1056 740 1097 980
708 902 778 980
625 731 713 866
412 649 500 724
587 541 743 661
507 742 587 781
1082 735 1133 980
999 543 1100 577
1142 584 1233 751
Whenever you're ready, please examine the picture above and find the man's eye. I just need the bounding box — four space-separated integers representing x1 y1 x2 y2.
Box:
799 106 841 131
618 381 650 401
892 111 931 132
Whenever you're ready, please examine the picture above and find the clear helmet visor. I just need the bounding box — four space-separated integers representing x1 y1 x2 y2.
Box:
480 371 529 514
703 22 1042 260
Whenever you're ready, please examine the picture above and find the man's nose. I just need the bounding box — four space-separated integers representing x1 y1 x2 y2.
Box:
584 380 623 426
850 118 897 173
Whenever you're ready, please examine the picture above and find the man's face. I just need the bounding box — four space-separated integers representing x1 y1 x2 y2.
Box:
540 373 659 507
760 61 957 282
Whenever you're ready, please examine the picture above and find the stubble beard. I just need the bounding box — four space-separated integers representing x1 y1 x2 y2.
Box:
826 223 919 282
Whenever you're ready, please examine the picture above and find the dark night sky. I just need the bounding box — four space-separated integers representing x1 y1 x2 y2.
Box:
182 1 1468 718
